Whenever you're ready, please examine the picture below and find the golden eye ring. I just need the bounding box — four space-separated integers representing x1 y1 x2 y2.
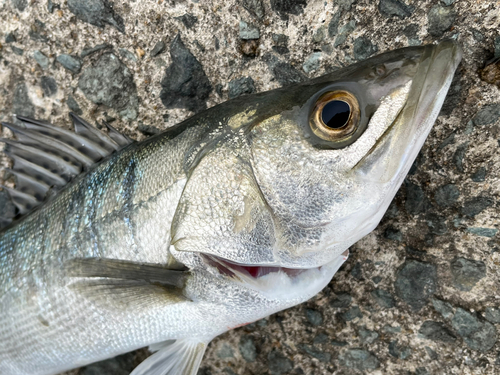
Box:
309 90 360 142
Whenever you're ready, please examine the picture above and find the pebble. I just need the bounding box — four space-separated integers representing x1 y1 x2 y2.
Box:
67 0 124 33
338 349 380 370
80 353 134 375
271 34 289 55
461 196 493 217
79 53 139 120
418 321 457 343
466 227 498 238
432 298 454 319
11 0 27 11
47 0 60 13
216 343 234 359
471 167 486 182
66 95 82 115
11 46 24 56
350 262 363 280
427 4 456 37
160 35 212 114
5 32 16 43
472 103 500 126
304 308 323 326
353 36 378 61
425 212 448 235
451 308 497 352
241 0 264 19
383 325 402 334
56 54 82 73
358 327 379 344
239 335 257 362
40 76 57 97
388 340 412 359
395 260 437 311
32 51 49 71
334 21 356 47
13 82 35 118
495 36 500 58
264 55 305 87
384 226 402 242
434 184 459 207
267 349 293 375
270 0 307 20
331 292 352 308
118 48 137 62
378 0 414 19
340 306 362 321
137 123 160 136
441 0 456 5
450 257 486 291
302 52 321 74
405 181 428 215
150 41 165 57
328 13 340 37
80 44 112 59
175 14 198 29
312 26 326 44
239 21 260 40
312 333 328 344
298 344 331 363
425 346 438 360
228 77 255 99
371 288 396 308
453 142 468 173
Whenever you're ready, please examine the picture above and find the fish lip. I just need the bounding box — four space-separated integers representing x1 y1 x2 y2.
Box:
200 253 316 280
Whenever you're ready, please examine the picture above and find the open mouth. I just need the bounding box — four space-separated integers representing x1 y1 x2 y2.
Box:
201 254 312 279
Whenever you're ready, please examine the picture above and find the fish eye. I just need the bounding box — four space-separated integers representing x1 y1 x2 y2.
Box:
309 90 360 142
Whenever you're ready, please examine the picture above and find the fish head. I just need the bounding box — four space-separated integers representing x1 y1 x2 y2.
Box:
171 41 461 295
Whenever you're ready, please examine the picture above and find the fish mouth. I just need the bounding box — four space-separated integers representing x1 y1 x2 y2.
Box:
201 253 315 280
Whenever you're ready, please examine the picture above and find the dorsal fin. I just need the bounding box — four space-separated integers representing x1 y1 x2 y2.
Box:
0 113 134 231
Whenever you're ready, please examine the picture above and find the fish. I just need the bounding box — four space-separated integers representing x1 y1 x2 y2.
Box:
0 40 462 375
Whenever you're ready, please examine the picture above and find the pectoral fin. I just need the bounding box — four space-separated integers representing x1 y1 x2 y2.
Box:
131 338 209 375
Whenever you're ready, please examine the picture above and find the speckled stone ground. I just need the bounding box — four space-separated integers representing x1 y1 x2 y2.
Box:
1 0 499 374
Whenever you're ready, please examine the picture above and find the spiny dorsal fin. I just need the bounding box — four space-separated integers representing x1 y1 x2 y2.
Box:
0 113 134 230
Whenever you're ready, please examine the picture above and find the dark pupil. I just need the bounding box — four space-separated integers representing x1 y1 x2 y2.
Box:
321 100 350 129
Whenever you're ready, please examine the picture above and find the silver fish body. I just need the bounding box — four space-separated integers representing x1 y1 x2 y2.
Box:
0 40 462 375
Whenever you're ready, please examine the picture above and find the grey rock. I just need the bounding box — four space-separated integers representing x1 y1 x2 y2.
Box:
216 343 234 359
358 327 379 344
461 196 493 217
383 325 402 334
416 367 430 375
79 53 139 120
432 298 454 319
353 37 378 61
13 82 35 118
47 0 60 13
298 344 331 363
160 35 212 114
472 103 500 126
425 212 448 235
339 349 380 370
175 14 198 29
81 44 112 58
302 52 321 73
441 0 456 5
271 34 289 55
150 41 166 57
384 226 402 242
312 26 326 44
239 335 257 362
68 0 124 33
450 257 486 291
331 340 348 346
372 276 382 284
338 0 356 11
403 24 419 38
350 262 363 280
451 308 497 352
66 95 83 115
312 333 328 344
11 46 24 56
267 349 293 375
428 4 456 37
304 308 323 326
5 32 16 43
425 346 438 360
137 123 160 136
419 321 457 343
11 0 27 11
331 292 352 308
471 167 486 182
378 0 413 19
453 142 468 173
80 353 134 375
328 13 340 37
239 21 260 40
334 20 356 47
371 288 395 308
340 306 362 321
467 227 498 237
495 35 500 58
118 48 137 62
471 29 484 42
228 77 255 99
241 0 264 19
265 55 306 87
388 340 412 359
270 0 307 20
485 307 500 324
33 50 50 69
395 260 437 311
40 76 57 97
56 54 82 73
435 184 459 207
405 181 427 215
